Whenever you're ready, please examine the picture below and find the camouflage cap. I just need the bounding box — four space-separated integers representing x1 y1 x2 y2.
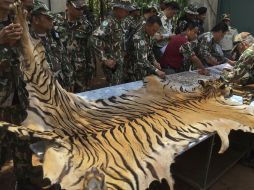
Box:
184 3 198 15
222 13 231 21
234 32 252 44
31 0 54 18
232 32 252 52
128 3 141 12
111 0 132 11
148 2 160 12
69 0 87 9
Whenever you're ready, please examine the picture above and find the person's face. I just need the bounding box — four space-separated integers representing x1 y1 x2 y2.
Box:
213 31 227 42
164 7 178 19
186 27 199 41
224 20 231 26
160 2 166 11
0 0 14 10
145 23 161 36
119 8 129 19
236 42 250 54
32 14 53 32
130 10 140 17
114 7 129 19
67 3 84 18
187 13 196 21
197 13 206 21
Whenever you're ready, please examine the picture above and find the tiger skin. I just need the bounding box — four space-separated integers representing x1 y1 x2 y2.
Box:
0 1 254 190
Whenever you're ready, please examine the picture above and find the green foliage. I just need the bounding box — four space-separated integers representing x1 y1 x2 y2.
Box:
87 0 188 21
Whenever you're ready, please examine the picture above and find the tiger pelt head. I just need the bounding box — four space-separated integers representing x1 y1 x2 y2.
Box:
197 79 232 99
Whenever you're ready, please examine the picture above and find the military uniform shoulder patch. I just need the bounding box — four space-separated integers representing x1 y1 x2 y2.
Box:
140 40 145 46
102 20 109 27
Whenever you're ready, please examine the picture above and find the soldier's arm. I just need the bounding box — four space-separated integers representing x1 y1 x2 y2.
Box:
92 19 115 62
222 53 254 84
180 42 207 71
160 22 174 40
199 38 219 65
81 19 93 36
134 37 157 75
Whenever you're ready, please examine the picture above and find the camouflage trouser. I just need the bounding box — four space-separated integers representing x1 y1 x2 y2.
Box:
0 106 33 182
125 64 150 82
74 67 95 93
103 63 124 86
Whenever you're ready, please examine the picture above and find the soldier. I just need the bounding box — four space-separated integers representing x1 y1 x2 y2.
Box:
222 32 254 85
159 20 208 75
197 22 235 67
30 1 72 91
122 3 141 32
196 6 207 35
133 3 160 31
92 0 130 86
126 15 165 82
0 0 36 189
220 14 238 59
55 0 94 93
232 32 253 60
154 1 180 60
175 3 198 34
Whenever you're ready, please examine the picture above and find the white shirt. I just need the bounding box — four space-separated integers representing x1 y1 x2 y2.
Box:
220 26 238 51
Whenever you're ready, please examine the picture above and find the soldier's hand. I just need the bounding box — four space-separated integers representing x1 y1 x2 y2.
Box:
198 68 210 76
208 57 219 66
154 34 163 41
154 62 161 70
104 59 116 69
0 23 23 45
156 70 166 79
227 59 236 65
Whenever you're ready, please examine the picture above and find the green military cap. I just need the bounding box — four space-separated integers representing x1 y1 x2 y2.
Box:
31 0 54 18
68 0 87 9
222 13 231 21
184 3 199 15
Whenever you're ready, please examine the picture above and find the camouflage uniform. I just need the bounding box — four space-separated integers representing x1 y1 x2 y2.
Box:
92 14 126 86
0 18 33 186
180 40 199 70
55 13 94 92
222 45 254 85
122 15 140 32
126 25 157 81
197 32 227 67
155 11 174 48
30 2 73 91
175 4 198 34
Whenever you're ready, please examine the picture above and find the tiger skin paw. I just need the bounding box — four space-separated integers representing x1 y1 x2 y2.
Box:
83 167 107 190
9 0 27 28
